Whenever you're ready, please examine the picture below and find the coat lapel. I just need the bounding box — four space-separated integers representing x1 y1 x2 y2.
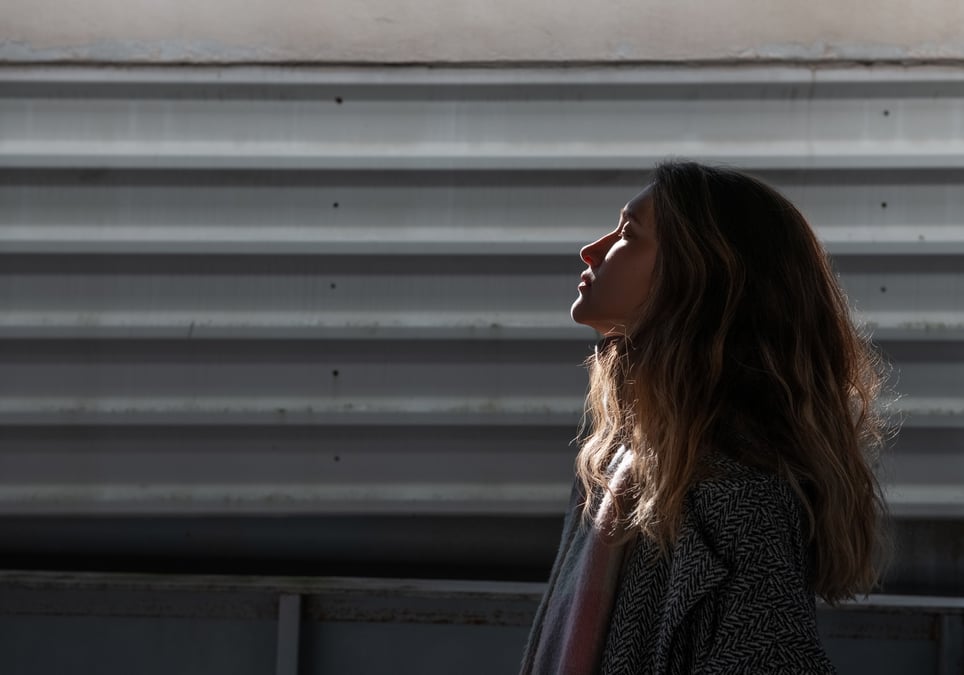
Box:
653 496 732 665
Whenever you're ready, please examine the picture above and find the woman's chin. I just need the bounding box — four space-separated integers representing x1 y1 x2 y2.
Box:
570 300 588 325
571 308 601 333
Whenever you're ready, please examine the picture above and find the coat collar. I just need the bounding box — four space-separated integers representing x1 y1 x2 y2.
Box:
655 451 754 646
657 498 732 644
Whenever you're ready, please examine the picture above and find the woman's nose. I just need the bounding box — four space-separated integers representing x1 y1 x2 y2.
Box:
580 233 612 266
580 243 593 266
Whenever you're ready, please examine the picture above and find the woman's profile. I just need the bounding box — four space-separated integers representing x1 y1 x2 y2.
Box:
519 160 894 674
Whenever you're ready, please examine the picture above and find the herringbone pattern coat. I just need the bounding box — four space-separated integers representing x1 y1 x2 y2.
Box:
528 450 838 674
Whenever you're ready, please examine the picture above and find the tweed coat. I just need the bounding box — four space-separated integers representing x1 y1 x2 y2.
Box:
523 449 838 674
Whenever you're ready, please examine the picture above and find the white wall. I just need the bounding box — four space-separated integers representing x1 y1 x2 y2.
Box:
1 0 963 63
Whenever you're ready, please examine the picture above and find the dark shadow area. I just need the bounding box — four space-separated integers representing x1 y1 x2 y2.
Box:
0 515 960 594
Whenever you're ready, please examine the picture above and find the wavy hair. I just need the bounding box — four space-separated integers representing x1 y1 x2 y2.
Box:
575 160 895 607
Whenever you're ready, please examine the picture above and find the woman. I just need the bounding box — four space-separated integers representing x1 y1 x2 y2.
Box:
519 161 894 674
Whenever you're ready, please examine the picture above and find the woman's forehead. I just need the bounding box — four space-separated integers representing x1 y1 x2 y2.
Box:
622 185 655 221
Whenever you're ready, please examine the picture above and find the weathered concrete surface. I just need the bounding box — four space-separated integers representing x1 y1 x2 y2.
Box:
1 0 963 63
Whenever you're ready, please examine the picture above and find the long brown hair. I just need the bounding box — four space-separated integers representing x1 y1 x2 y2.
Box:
575 160 895 607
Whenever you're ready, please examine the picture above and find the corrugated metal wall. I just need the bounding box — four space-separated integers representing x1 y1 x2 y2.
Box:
0 65 961 589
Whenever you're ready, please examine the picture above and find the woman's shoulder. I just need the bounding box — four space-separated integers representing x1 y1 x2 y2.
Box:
691 447 795 498
686 448 806 558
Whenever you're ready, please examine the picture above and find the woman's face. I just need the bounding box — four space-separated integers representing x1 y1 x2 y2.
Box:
571 186 659 336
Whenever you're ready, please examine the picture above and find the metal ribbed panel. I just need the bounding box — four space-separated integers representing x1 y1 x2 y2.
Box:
0 65 961 524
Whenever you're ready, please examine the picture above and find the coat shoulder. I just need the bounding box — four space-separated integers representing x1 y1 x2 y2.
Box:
678 452 836 673
686 450 807 566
